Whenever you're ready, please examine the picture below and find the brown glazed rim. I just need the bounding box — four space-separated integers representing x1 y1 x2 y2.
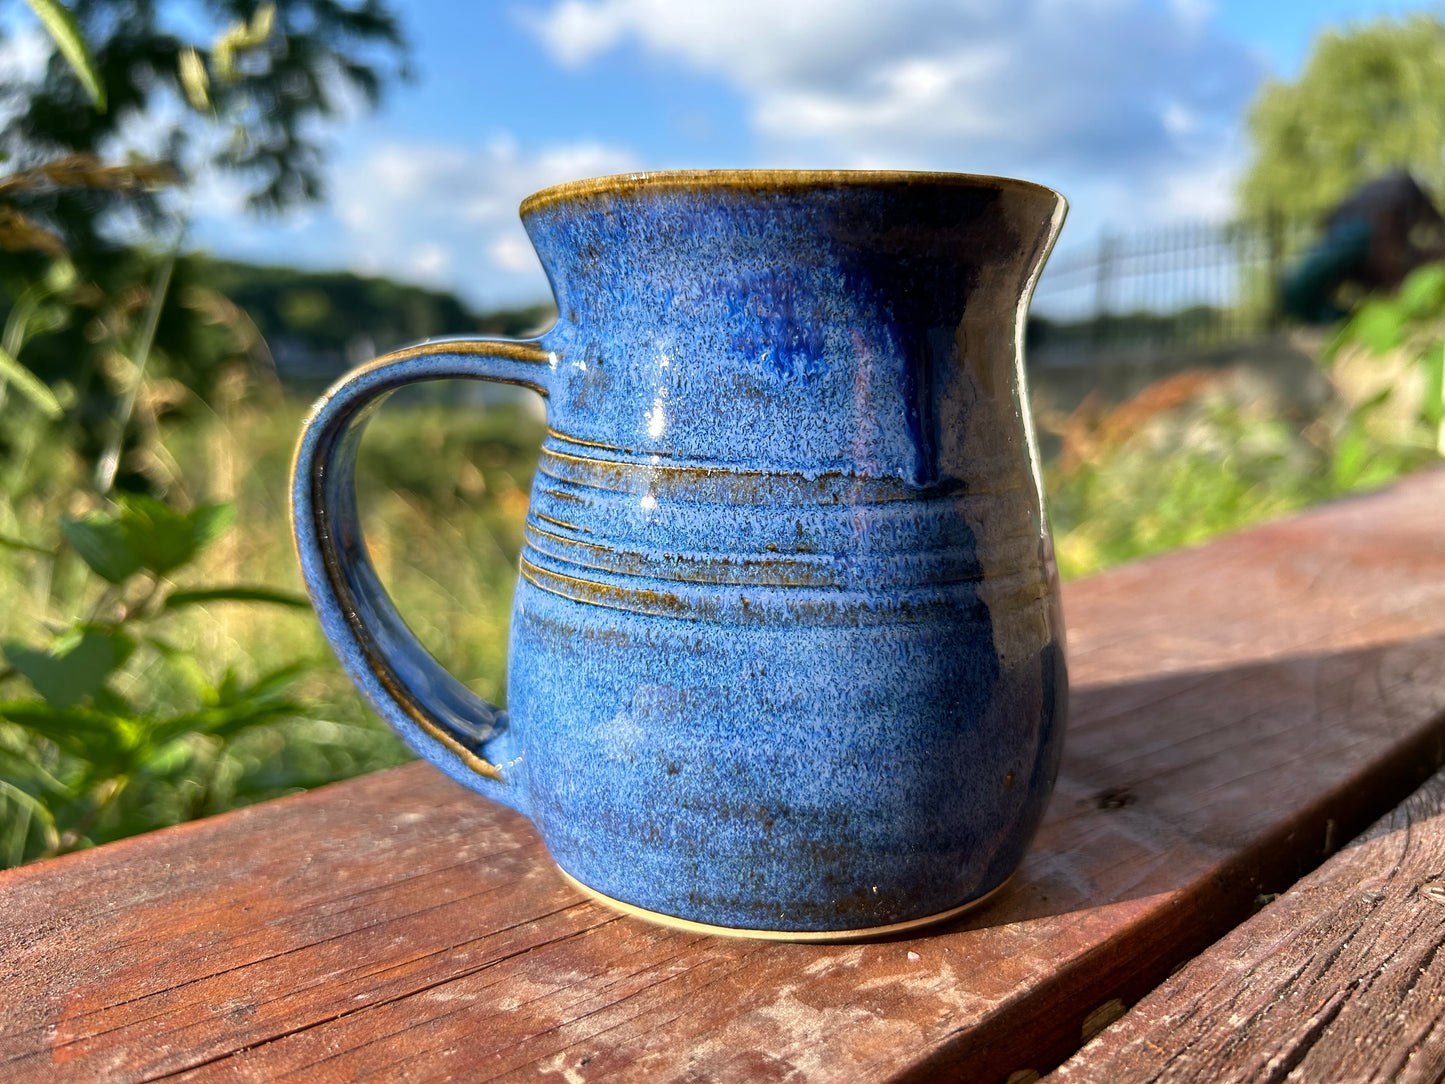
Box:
519 168 1065 217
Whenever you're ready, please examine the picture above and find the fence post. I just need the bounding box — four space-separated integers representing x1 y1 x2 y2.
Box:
1265 207 1284 333
1092 231 1116 349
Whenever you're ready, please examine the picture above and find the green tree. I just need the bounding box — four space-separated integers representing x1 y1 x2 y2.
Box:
0 1 409 484
0 3 416 866
2 1 409 230
1239 14 1445 218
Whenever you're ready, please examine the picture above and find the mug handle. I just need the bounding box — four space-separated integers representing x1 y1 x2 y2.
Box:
290 338 554 814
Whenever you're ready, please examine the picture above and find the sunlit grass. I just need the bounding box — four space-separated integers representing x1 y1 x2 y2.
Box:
0 389 548 862
0 369 1433 864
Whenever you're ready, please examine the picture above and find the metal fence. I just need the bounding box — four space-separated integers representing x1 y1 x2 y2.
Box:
1029 213 1321 367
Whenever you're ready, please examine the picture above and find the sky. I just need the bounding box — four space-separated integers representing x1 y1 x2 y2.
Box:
189 0 1437 314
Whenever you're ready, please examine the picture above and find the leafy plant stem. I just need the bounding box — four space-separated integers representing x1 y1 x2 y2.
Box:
52 772 131 855
84 582 120 625
0 283 64 420
22 0 107 111
2 284 40 359
0 780 56 863
188 739 225 820
118 576 164 624
96 243 179 494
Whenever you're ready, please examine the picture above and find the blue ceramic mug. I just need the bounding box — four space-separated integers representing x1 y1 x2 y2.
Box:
291 170 1068 939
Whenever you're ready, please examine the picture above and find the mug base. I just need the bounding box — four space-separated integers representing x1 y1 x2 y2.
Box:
555 866 1014 942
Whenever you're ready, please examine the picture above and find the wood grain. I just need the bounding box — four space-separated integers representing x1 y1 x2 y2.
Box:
6 471 1445 1084
1049 767 1445 1084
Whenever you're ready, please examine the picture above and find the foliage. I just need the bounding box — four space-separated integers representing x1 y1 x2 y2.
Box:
1325 262 1445 455
20 0 105 110
2 0 409 218
190 260 557 386
1046 368 1434 579
1239 15 1445 218
0 384 550 869
0 2 417 868
0 0 1440 875
202 260 480 353
1027 305 1231 354
0 0 410 451
0 484 315 865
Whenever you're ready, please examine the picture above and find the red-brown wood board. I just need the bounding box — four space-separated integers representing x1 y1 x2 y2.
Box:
4 471 1445 1084
1049 764 1445 1084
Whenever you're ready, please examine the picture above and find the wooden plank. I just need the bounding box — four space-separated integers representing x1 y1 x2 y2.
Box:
1048 766 1445 1084
5 470 1445 1084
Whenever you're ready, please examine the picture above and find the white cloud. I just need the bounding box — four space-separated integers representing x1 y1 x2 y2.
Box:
530 0 629 65
488 234 537 272
199 1 1265 306
526 0 1262 241
1167 0 1216 32
409 241 452 279
0 24 51 86
530 0 945 85
330 136 638 307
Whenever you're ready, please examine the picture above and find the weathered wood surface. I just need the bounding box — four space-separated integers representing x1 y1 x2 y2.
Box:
1051 766 1445 1084
5 471 1445 1084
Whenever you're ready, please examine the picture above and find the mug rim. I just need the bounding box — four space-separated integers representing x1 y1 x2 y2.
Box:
519 168 1065 217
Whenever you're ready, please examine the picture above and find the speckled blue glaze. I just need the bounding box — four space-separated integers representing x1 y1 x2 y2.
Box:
291 170 1069 934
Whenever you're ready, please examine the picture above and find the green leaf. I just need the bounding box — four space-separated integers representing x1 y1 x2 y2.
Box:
4 628 132 709
163 585 310 611
215 666 239 706
214 701 306 739
1347 300 1406 357
148 700 302 747
1423 348 1445 428
1353 386 1395 416
60 511 140 583
0 700 135 762
112 496 236 577
244 661 311 700
0 778 59 864
0 343 62 419
1331 424 1371 490
188 503 236 553
22 0 106 111
62 625 133 668
153 661 310 745
145 636 210 700
61 497 238 582
89 685 134 717
139 735 196 777
1398 263 1445 319
115 493 199 576
0 742 72 800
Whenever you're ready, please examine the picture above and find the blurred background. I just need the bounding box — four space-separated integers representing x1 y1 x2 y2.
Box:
1 0 1443 866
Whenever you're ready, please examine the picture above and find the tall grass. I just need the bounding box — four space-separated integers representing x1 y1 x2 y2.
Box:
0 358 1433 866
0 385 546 863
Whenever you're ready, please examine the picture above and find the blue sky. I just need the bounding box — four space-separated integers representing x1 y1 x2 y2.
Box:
192 0 1438 313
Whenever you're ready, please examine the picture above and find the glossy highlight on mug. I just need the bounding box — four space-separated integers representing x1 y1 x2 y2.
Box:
291 169 1070 936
